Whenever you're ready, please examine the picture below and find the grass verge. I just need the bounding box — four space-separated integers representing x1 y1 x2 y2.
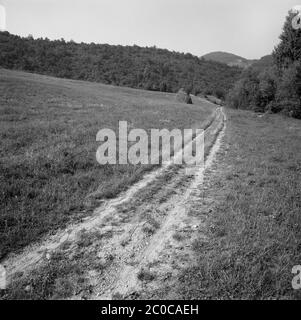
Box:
176 109 301 300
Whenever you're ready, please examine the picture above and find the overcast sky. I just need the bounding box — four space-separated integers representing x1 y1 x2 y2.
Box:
0 0 298 59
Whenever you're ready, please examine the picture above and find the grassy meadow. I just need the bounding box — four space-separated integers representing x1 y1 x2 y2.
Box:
176 108 301 300
0 69 215 259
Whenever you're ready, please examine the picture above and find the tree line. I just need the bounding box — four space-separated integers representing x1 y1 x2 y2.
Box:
0 31 241 98
227 10 301 119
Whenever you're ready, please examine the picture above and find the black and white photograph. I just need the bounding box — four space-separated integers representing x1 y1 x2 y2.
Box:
0 0 301 307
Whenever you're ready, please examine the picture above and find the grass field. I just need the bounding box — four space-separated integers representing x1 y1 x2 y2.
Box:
175 108 301 300
0 68 215 259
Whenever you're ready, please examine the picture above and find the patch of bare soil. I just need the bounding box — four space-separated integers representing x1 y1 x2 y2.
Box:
3 108 226 300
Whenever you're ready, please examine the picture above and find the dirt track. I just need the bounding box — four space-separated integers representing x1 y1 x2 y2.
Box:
3 107 226 299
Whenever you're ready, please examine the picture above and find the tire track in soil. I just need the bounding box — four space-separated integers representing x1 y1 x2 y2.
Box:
3 107 226 300
91 108 226 300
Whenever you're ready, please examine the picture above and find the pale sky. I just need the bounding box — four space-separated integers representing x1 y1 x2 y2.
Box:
0 0 299 59
0 4 5 31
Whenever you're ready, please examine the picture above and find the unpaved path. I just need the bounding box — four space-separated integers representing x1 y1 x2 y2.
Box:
3 107 226 299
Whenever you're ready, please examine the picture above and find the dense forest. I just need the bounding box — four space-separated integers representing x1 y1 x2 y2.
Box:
227 10 301 119
0 31 241 98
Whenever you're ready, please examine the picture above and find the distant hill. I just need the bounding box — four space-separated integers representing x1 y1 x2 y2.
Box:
202 51 257 68
250 55 273 70
0 32 241 98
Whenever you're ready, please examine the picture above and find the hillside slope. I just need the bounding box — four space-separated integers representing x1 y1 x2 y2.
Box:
0 32 241 98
